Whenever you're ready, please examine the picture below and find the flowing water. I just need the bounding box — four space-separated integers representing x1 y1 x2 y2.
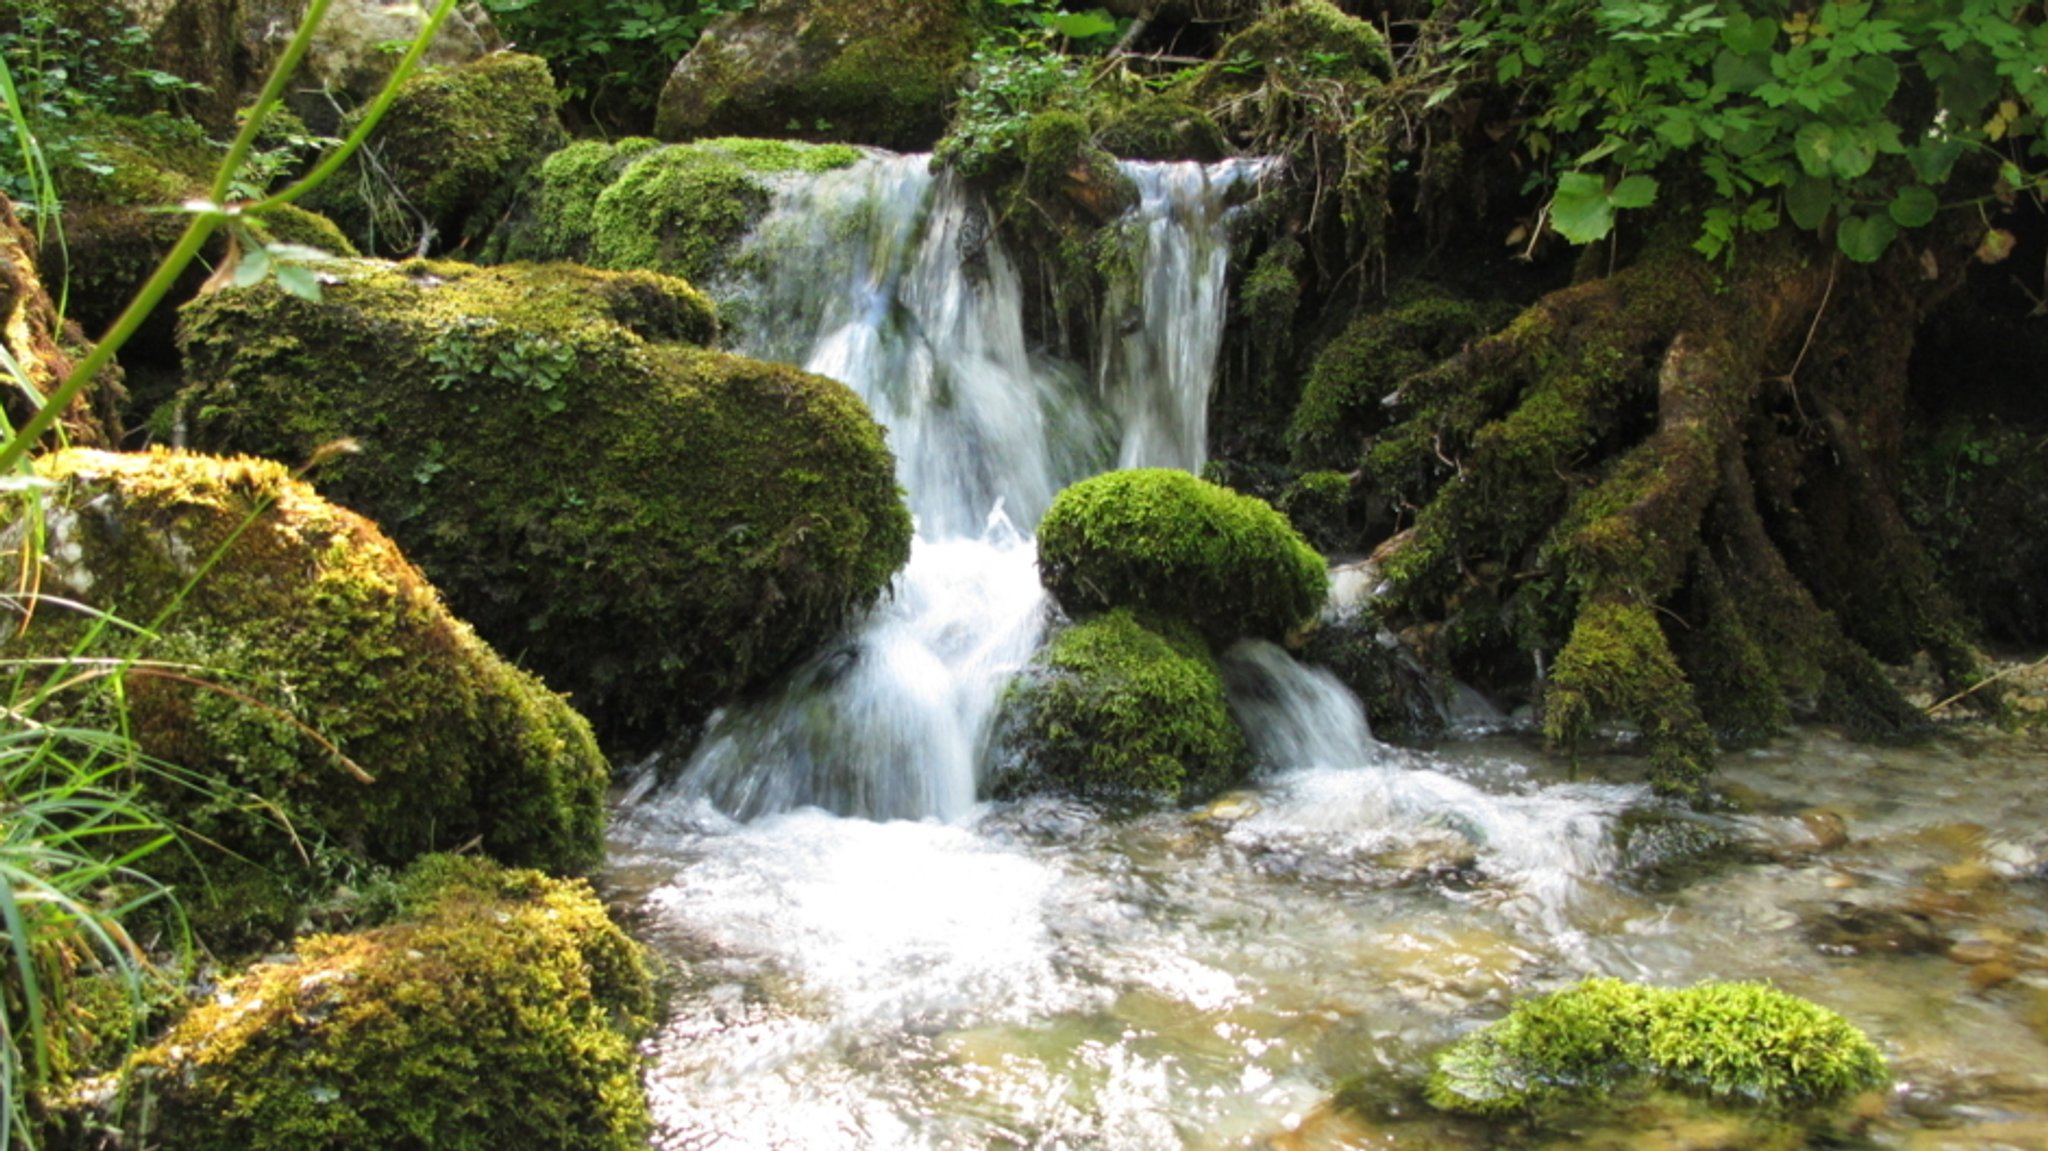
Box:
612 152 2048 1149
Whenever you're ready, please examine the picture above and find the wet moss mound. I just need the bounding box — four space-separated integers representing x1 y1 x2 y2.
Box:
132 856 656 1151
996 609 1250 805
492 137 863 284
1427 978 1888 1117
178 259 911 747
1037 468 1328 645
21 449 609 923
307 52 568 257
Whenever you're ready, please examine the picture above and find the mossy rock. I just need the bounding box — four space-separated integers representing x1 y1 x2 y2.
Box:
18 448 610 936
1037 468 1328 645
1176 0 1392 122
1094 97 1228 163
653 0 977 150
177 258 910 749
306 52 567 257
1427 978 1888 1118
1289 292 1509 471
490 137 864 284
994 609 1250 805
3 195 123 450
128 855 655 1151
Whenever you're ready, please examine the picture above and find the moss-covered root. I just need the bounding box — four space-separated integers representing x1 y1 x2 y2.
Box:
1543 597 1718 798
1427 978 1888 1118
20 448 611 883
1037 468 1328 646
129 856 656 1151
307 52 568 258
995 609 1251 806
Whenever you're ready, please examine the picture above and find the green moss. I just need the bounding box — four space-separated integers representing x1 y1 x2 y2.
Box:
307 53 566 257
24 449 611 894
579 138 864 283
177 259 909 749
488 137 663 265
1428 978 1887 1118
1038 468 1328 646
1276 469 1358 554
131 857 655 1151
1094 98 1227 163
652 0 975 149
1290 292 1507 471
1543 597 1718 798
996 609 1250 805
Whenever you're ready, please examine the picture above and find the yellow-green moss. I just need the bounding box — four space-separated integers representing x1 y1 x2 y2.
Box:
1094 98 1228 163
996 609 1250 805
1037 468 1328 645
177 259 909 749
18 448 611 939
1427 978 1888 1117
130 856 655 1151
307 53 567 256
1544 597 1718 798
652 0 975 150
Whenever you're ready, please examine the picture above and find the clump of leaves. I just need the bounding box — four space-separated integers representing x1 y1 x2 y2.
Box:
935 1 1122 178
475 0 753 130
1457 0 2046 264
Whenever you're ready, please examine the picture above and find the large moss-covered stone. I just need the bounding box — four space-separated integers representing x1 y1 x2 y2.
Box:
14 448 610 939
307 52 566 257
653 0 977 150
129 856 655 1151
995 608 1250 805
177 258 911 748
1037 468 1328 646
491 137 864 284
1 196 122 449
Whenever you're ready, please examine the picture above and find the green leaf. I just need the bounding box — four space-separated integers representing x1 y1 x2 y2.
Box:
1551 171 1616 244
1713 49 1773 93
1045 9 1118 40
1785 174 1834 231
1886 185 1938 228
1720 14 1777 55
1610 173 1659 209
1835 213 1898 263
1909 137 1966 185
231 244 271 288
273 263 323 301
1794 121 1838 177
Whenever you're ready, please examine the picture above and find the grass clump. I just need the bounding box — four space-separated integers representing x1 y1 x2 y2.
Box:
1037 468 1328 646
1427 978 1888 1117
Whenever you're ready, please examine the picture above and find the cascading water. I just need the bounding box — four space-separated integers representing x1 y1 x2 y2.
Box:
666 153 1264 821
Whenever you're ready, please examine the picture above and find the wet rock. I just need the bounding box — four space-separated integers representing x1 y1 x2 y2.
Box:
1802 902 1954 957
1613 807 1750 890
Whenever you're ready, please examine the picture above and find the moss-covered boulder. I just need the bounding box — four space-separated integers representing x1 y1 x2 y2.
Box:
1037 468 1328 646
16 448 610 939
306 52 566 257
177 258 911 748
129 855 655 1151
995 609 1250 805
653 0 977 150
1427 978 1888 1117
491 136 864 284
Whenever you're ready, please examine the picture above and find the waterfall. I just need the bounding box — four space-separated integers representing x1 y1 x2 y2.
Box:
666 152 1262 821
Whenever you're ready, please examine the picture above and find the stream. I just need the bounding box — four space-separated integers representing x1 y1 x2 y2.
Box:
607 152 2048 1150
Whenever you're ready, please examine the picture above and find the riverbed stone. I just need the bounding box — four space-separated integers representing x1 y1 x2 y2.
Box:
177 257 911 749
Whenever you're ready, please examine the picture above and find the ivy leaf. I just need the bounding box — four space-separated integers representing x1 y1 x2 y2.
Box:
1886 185 1938 228
1610 173 1659 208
1785 173 1834 230
1713 48 1773 93
1794 121 1837 177
1835 213 1898 263
1909 137 1965 185
1551 171 1615 243
1720 15 1777 55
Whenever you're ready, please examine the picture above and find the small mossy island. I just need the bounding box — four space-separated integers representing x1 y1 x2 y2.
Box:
996 608 1250 806
16 448 610 941
1427 978 1889 1118
1037 468 1328 646
128 855 656 1151
177 258 911 748
492 136 865 285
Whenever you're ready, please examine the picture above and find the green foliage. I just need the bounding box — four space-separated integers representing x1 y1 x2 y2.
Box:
130 855 656 1151
1460 0 2048 262
996 609 1250 805
476 0 750 128
938 46 1087 178
1037 468 1329 646
1427 977 1889 1116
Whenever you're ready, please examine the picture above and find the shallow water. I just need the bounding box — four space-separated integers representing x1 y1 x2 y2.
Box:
608 726 2048 1150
